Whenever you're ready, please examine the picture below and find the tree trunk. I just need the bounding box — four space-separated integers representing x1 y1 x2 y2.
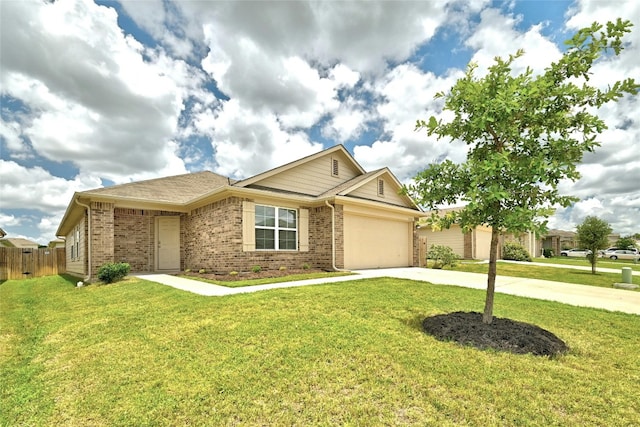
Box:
483 228 500 324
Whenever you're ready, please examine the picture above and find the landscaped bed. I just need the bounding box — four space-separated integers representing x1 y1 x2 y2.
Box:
2 275 639 425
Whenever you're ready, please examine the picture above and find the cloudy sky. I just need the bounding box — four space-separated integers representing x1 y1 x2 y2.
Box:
1 0 638 245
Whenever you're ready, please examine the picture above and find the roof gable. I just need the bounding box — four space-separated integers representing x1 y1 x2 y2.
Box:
321 168 419 210
234 145 365 196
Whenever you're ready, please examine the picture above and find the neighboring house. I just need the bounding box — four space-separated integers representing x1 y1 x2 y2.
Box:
418 222 494 260
0 237 40 249
48 239 66 249
417 208 542 260
56 145 422 280
541 229 621 256
0 228 6 238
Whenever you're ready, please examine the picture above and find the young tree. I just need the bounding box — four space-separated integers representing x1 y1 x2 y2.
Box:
615 236 638 250
576 217 612 274
406 19 638 324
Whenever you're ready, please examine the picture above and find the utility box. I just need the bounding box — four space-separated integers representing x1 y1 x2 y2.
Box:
622 267 632 284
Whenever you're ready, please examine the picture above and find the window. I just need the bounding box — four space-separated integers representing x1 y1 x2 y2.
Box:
75 226 80 260
255 205 297 250
332 158 339 176
378 178 385 196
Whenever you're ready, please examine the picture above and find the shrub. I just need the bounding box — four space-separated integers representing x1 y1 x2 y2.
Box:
503 243 532 262
229 271 238 276
279 266 287 271
97 262 131 284
252 265 262 273
199 269 206 274
543 248 554 258
302 263 310 270
427 245 460 269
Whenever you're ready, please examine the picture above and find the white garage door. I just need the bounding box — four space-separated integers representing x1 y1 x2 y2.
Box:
423 226 465 258
344 213 412 269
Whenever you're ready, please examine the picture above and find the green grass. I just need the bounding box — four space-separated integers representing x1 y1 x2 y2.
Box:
533 256 640 272
453 261 640 290
2 275 640 426
179 271 353 288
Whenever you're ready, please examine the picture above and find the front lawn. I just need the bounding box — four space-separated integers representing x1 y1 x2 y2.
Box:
2 275 639 425
454 261 640 290
533 256 640 272
179 270 352 288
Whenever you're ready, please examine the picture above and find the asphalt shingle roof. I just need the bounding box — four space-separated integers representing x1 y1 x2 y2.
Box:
80 171 231 204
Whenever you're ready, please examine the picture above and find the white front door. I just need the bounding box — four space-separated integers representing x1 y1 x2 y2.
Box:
157 217 180 270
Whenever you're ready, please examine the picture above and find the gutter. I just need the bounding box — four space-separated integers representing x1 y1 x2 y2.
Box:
74 197 92 282
324 200 349 272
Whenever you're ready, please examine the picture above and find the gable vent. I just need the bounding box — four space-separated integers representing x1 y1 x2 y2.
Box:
332 159 339 176
378 179 384 196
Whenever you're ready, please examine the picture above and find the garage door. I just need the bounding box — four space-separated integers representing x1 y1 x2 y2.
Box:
422 226 465 258
344 213 412 269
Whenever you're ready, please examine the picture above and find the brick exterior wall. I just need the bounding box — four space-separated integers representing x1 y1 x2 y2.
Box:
89 197 418 275
113 208 187 272
183 197 335 273
90 202 114 277
412 226 420 267
309 205 333 270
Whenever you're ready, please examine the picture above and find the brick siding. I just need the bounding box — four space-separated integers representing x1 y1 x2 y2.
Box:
90 202 114 277
184 197 335 273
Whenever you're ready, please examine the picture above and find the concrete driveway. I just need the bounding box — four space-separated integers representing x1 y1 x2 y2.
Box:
136 266 640 315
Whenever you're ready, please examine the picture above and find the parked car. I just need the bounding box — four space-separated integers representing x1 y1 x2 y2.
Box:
560 248 592 257
601 248 639 261
599 247 639 255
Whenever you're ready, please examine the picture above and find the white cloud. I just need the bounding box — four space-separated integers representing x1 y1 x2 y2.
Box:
354 64 466 180
0 160 101 212
0 0 196 183
207 100 322 178
465 8 562 76
0 213 22 227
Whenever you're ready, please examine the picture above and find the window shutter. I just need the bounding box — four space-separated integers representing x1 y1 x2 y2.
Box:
299 208 309 252
242 201 255 252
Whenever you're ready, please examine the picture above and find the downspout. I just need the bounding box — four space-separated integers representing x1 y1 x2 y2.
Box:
324 200 349 272
75 197 92 282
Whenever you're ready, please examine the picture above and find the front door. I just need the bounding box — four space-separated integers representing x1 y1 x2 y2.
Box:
157 217 180 271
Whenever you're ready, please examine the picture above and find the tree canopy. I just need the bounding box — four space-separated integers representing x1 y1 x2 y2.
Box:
406 19 639 323
615 236 638 250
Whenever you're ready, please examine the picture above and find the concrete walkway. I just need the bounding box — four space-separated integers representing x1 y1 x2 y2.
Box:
135 265 640 315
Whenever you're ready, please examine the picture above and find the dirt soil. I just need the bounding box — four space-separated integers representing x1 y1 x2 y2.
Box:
179 268 328 282
422 311 569 357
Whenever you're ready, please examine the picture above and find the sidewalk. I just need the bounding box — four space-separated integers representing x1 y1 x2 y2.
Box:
135 266 640 315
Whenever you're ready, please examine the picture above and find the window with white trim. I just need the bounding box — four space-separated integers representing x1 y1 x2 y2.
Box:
75 226 80 260
255 205 297 250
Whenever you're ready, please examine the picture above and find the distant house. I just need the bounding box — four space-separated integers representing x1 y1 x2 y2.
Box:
0 228 6 238
48 239 66 249
416 208 542 260
542 229 621 255
56 145 422 280
0 237 40 249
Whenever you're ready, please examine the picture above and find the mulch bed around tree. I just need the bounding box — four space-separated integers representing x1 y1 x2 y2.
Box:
422 311 569 357
179 268 329 282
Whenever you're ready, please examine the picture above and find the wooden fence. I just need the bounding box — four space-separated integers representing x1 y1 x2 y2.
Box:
0 247 66 281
